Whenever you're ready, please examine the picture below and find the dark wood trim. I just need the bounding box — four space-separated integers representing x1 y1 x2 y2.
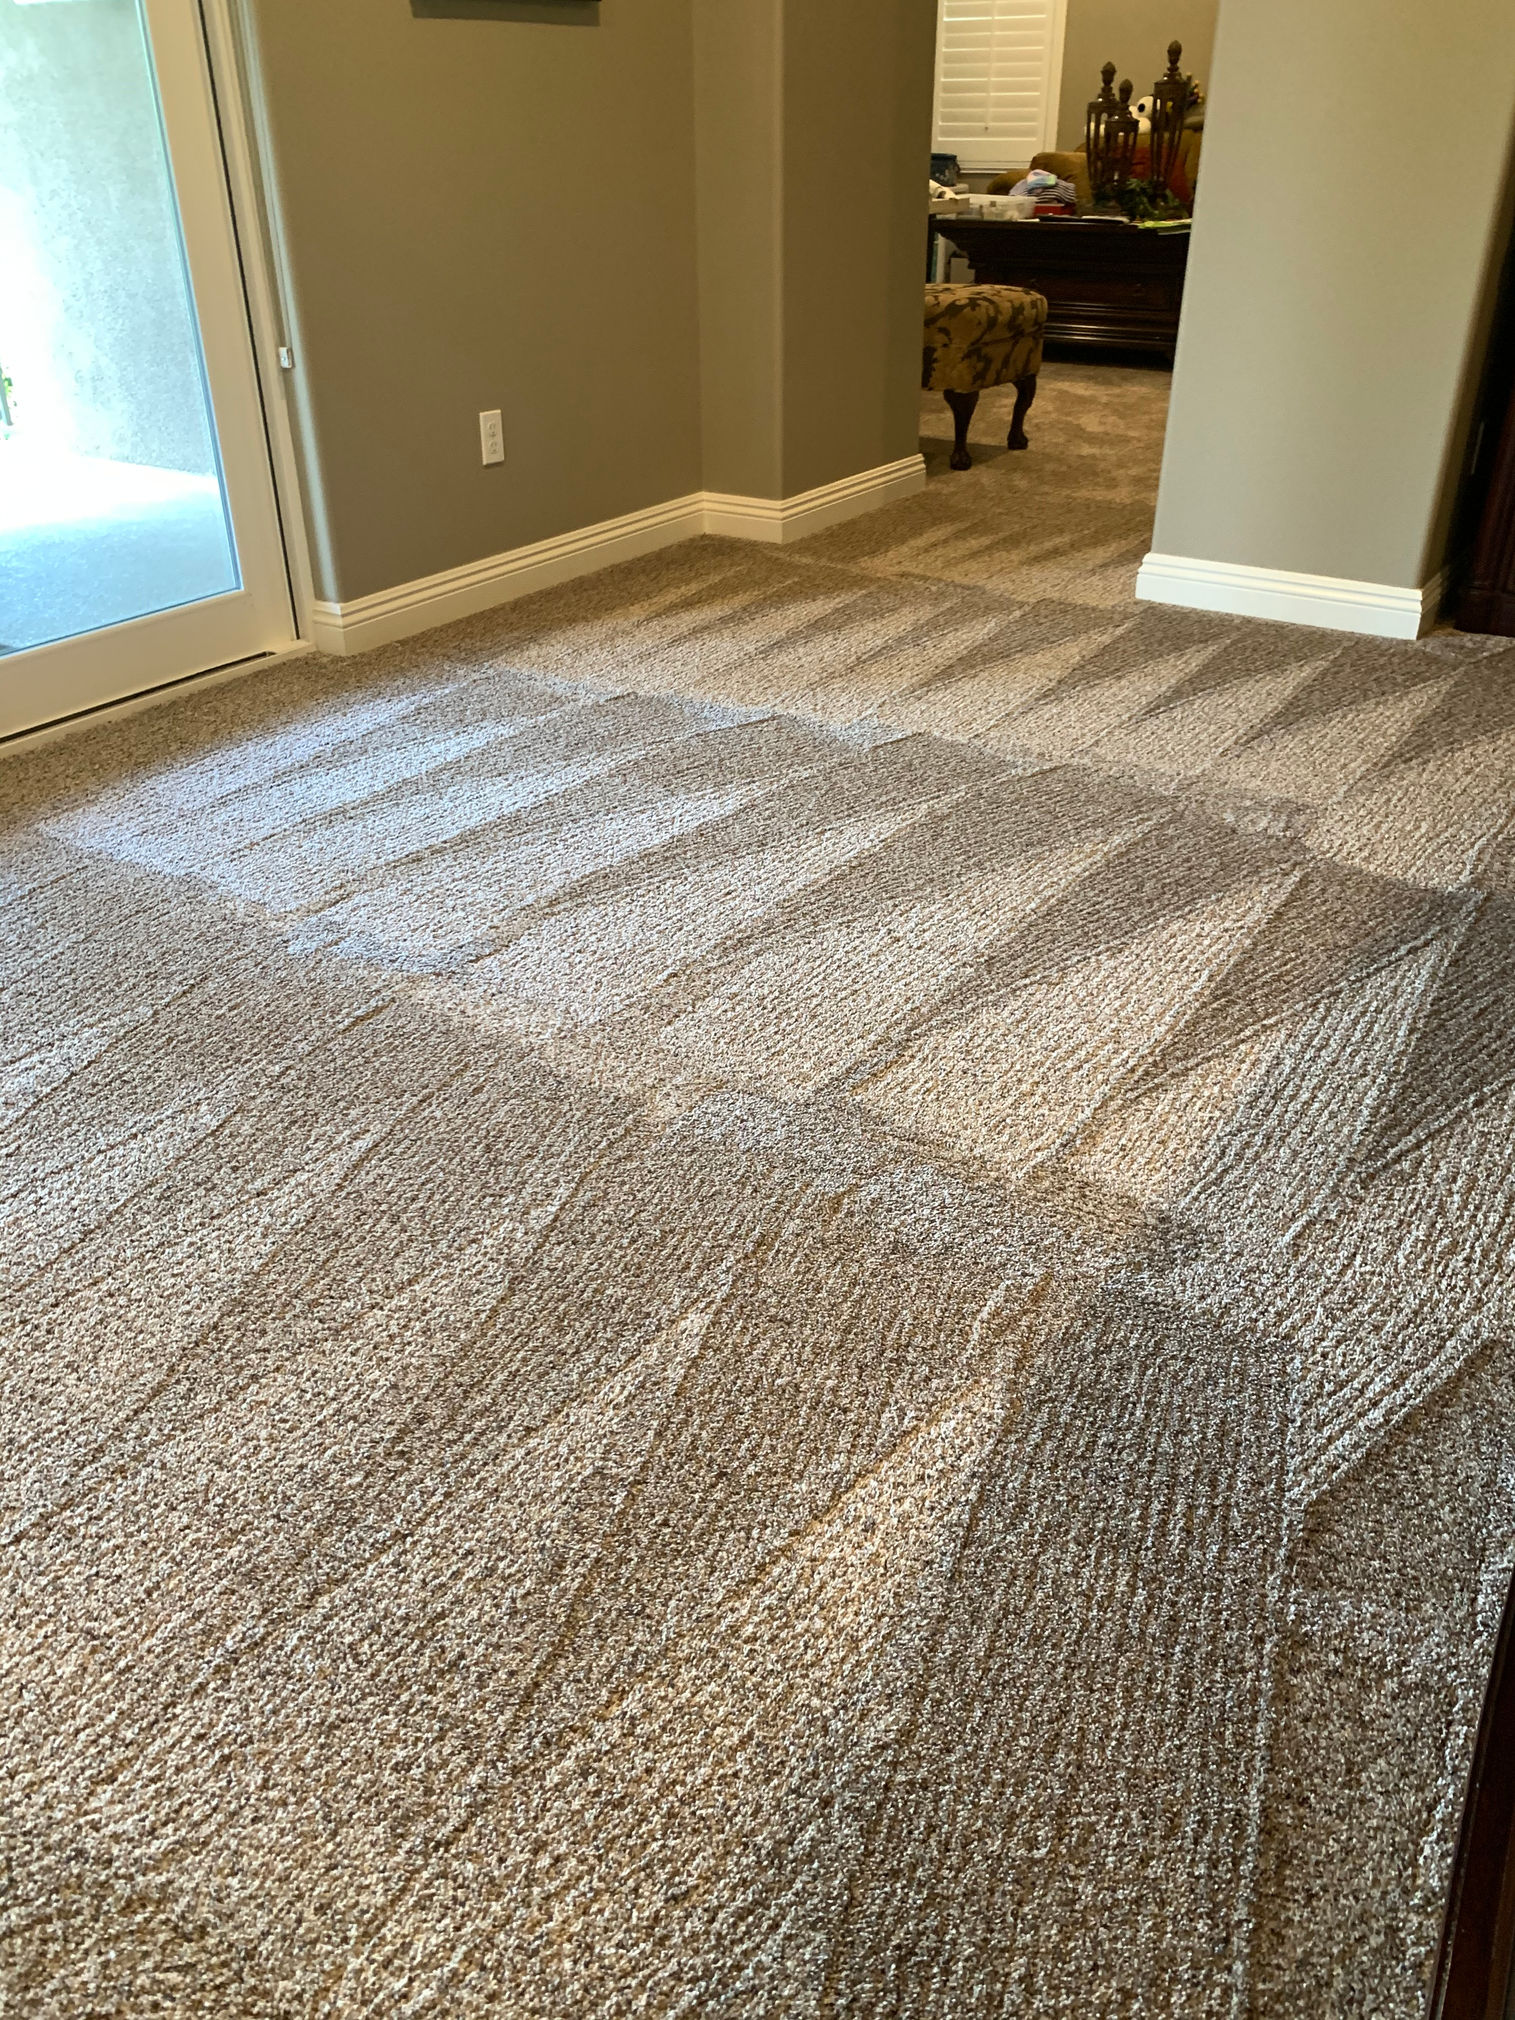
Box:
1430 1566 1515 2020
1454 188 1515 636
1457 375 1515 635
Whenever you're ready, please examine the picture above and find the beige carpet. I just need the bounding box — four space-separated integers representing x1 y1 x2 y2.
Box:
5 361 1515 2018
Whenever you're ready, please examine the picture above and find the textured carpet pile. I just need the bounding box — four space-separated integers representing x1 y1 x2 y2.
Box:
5 364 1515 2017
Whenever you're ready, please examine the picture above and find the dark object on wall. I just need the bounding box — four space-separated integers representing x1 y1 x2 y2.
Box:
1085 62 1139 198
1456 371 1515 635
1462 294 1515 626
1455 194 1515 637
410 0 598 19
1429 1565 1515 2019
929 215 1189 361
931 153 962 187
1146 40 1196 200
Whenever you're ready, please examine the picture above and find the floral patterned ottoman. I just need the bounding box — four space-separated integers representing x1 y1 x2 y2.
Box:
923 281 1048 469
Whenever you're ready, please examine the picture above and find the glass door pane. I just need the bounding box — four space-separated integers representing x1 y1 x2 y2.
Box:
0 0 292 736
0 0 240 657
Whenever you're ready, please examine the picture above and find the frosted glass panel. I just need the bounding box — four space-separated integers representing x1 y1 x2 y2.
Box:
0 0 237 655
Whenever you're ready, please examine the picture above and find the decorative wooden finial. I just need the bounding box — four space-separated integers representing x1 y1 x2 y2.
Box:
1148 39 1195 201
1086 61 1140 199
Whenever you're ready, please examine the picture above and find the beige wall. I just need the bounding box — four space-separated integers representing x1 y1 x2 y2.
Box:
243 0 704 604
782 0 937 498
243 0 934 604
1056 0 1217 153
1152 0 1515 589
693 0 783 502
242 0 1514 619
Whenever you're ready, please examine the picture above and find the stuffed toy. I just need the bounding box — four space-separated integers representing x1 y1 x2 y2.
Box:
1134 85 1205 131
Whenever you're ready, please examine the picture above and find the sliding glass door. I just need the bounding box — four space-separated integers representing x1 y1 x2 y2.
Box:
0 0 292 739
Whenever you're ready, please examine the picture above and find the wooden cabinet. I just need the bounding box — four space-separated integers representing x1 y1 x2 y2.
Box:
930 216 1190 360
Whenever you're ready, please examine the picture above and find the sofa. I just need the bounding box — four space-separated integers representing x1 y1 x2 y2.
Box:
987 129 1202 211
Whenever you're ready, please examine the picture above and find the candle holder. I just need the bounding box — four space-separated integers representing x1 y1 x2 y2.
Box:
1146 40 1197 200
1085 62 1140 202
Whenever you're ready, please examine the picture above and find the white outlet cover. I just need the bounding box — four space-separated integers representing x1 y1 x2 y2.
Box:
479 410 504 466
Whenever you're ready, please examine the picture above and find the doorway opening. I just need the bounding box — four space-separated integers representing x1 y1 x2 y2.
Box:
922 0 1214 597
0 0 296 738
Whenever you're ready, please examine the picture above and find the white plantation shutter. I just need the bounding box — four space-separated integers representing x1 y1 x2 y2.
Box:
933 0 1067 172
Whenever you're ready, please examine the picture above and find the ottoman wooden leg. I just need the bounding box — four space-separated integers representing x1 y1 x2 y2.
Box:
943 388 978 470
1008 372 1037 451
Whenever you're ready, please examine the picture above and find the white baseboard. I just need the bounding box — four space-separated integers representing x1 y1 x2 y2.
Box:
1135 551 1447 641
702 455 926 544
308 492 706 656
310 455 926 655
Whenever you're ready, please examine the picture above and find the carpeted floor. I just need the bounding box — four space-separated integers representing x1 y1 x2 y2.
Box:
5 361 1515 2018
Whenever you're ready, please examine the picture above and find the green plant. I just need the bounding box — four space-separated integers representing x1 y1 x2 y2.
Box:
1098 178 1188 224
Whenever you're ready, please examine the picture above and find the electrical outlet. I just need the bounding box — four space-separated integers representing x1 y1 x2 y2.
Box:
479 409 504 466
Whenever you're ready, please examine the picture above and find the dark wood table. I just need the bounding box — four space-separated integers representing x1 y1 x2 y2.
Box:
929 215 1190 361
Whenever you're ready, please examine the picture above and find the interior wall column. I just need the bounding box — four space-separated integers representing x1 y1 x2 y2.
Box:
693 0 936 509
692 0 785 503
1143 0 1515 636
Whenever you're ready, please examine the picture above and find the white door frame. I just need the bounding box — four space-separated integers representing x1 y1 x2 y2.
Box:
197 0 319 636
0 0 315 741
